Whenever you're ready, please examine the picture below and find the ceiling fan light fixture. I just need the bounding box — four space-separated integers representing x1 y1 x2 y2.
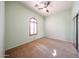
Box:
34 1 51 13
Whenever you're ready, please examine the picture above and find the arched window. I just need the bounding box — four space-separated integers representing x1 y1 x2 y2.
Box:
29 17 37 36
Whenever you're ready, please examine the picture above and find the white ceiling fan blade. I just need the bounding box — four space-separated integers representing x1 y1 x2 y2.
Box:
38 8 43 9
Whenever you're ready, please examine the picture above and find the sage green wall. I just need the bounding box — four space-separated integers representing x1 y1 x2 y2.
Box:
0 1 5 57
45 9 73 42
72 1 79 18
5 2 45 50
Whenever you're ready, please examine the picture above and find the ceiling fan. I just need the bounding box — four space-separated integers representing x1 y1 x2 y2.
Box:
35 1 51 13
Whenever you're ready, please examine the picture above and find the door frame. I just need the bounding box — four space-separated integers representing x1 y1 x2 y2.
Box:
75 13 79 50
74 13 79 50
73 13 79 50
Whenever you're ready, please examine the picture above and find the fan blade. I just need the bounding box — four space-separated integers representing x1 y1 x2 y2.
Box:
44 1 51 8
38 8 43 9
35 4 38 7
47 1 50 6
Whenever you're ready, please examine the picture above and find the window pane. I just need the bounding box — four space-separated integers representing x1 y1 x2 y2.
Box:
29 17 37 36
30 22 34 34
34 23 37 34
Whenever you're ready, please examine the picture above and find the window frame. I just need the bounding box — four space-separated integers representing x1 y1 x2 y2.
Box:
29 17 38 36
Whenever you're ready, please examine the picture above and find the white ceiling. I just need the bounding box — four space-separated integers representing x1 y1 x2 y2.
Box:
20 1 73 16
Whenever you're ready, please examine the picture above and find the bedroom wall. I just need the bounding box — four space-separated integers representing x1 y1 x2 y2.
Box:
0 1 5 57
72 1 79 48
72 1 79 18
45 9 73 42
5 2 45 50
